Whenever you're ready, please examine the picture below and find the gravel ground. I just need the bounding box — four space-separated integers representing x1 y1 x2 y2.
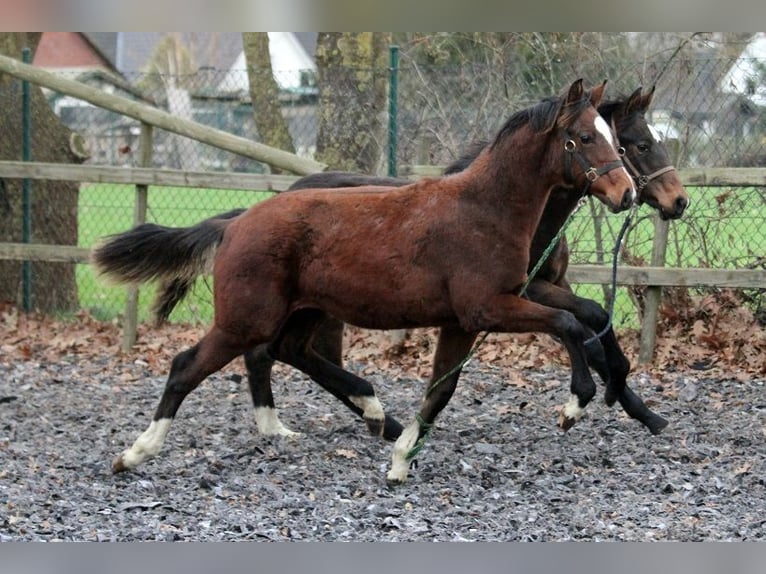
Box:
1 354 765 541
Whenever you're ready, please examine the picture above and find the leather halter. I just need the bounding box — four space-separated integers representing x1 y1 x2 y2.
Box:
562 134 625 194
611 117 677 190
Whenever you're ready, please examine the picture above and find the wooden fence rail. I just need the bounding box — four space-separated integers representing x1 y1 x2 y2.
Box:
2 54 765 361
0 54 326 176
1 160 765 363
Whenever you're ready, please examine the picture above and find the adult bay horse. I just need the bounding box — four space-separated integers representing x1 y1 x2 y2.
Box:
94 79 636 479
138 87 687 445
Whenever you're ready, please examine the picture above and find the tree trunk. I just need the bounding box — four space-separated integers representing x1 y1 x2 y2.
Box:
0 33 84 313
242 32 295 174
315 33 389 172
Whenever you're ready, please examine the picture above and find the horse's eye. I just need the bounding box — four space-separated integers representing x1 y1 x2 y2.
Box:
637 142 651 153
579 133 593 144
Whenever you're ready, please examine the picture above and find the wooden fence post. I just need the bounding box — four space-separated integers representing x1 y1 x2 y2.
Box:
121 123 153 352
637 216 670 363
637 138 680 364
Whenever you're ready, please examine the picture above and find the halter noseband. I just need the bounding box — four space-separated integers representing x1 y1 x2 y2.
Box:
611 117 677 191
563 135 625 194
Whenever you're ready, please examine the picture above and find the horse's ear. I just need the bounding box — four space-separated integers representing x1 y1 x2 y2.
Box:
589 79 607 108
565 78 585 105
627 86 654 114
625 86 644 113
644 85 656 108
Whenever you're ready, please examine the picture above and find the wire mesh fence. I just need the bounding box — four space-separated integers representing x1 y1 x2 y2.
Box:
9 51 766 326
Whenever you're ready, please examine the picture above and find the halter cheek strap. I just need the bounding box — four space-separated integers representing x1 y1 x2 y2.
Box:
622 156 676 190
610 117 677 190
563 136 625 194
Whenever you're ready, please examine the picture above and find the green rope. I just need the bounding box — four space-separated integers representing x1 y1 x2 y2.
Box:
404 195 590 460
423 194 590 400
404 414 434 460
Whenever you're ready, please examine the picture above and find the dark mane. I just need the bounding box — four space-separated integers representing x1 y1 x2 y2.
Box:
594 97 628 123
489 91 594 152
443 140 489 175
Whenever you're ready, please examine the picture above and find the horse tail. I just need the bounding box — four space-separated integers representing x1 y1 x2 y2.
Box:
91 208 247 323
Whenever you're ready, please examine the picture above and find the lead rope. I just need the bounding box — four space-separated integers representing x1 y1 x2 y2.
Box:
405 194 592 461
583 202 637 345
405 199 638 461
423 194 591 401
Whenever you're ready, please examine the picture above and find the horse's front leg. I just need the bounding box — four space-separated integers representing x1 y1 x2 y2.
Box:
524 279 669 435
388 325 477 484
459 293 597 432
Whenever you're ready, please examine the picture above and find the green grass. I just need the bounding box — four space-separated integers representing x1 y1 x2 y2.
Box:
567 186 766 329
78 183 274 324
78 184 766 330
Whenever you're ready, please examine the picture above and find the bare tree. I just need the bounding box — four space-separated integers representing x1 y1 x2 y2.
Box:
314 32 390 172
0 32 88 313
138 34 201 170
242 32 295 171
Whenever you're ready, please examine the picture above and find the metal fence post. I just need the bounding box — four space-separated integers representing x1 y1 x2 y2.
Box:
21 47 32 312
121 123 153 352
638 138 680 364
387 45 399 177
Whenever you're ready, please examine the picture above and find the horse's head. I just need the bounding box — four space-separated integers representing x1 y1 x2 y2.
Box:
555 79 636 213
608 86 689 220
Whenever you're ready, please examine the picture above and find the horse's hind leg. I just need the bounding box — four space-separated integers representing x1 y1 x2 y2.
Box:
244 344 300 437
388 326 476 484
112 326 246 473
273 310 403 439
242 316 347 438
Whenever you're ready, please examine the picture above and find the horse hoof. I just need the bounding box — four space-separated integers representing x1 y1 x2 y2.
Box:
111 454 129 474
382 416 404 442
558 412 577 432
365 417 385 437
385 472 408 486
649 418 670 436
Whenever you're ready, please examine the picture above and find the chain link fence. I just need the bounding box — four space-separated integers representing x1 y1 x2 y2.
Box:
18 52 766 325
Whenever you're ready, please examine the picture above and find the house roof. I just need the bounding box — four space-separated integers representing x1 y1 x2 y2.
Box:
114 33 241 74
221 32 317 93
110 33 317 76
84 33 118 67
35 32 119 76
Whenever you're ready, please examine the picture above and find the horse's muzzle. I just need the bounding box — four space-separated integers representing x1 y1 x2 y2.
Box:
620 187 635 211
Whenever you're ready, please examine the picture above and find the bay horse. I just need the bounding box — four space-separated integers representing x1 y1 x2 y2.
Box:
94 79 636 480
142 87 687 445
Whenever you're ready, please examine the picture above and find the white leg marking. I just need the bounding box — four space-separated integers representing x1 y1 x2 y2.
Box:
563 393 585 422
349 395 384 423
387 419 420 483
119 418 172 470
253 406 300 437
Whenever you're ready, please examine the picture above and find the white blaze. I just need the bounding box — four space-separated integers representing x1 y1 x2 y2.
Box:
594 115 616 150
648 125 662 143
595 115 636 201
